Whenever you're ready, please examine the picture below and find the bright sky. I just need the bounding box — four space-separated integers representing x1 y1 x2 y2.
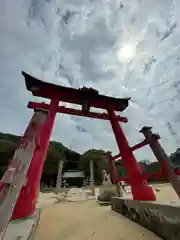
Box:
0 0 180 161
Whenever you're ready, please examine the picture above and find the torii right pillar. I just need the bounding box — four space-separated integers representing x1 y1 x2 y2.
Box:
107 106 156 201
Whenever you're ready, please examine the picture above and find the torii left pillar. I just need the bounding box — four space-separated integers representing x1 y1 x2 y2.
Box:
12 95 59 219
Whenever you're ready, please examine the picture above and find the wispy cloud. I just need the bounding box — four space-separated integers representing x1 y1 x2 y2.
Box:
1 0 180 160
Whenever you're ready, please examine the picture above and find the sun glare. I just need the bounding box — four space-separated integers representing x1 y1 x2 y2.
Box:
117 44 136 62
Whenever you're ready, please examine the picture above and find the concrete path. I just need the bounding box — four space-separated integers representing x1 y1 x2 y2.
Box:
34 200 162 240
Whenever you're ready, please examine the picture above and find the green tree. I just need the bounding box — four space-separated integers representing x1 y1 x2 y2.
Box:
0 139 16 179
80 149 108 184
115 161 127 178
169 148 180 168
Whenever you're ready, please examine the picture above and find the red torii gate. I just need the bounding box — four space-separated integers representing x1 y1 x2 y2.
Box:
11 71 156 219
108 129 180 198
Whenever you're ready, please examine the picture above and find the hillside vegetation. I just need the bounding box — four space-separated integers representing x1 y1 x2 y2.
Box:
0 132 180 186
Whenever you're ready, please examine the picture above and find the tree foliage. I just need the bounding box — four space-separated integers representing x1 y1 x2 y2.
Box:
79 149 108 184
1 131 180 185
169 148 180 168
0 139 16 166
0 132 80 184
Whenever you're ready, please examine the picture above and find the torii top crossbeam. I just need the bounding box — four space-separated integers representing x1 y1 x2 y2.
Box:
22 71 130 112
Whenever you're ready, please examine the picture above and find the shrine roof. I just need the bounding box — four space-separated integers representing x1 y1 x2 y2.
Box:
22 71 130 112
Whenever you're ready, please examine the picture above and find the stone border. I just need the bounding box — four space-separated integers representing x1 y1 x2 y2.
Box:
97 200 111 206
2 208 41 240
111 197 180 240
28 208 41 240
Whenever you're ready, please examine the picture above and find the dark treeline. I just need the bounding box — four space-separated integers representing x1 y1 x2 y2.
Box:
0 132 180 186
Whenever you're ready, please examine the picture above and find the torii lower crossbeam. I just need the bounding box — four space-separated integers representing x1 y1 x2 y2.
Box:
28 101 128 122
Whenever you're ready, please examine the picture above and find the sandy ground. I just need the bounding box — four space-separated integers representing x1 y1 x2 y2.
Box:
34 183 180 240
37 183 179 206
34 200 162 240
151 183 179 201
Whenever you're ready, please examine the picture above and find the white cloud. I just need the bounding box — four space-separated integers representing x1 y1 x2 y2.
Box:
1 0 180 161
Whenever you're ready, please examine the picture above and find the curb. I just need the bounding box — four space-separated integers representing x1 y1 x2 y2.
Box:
28 208 41 240
2 208 41 240
97 200 111 206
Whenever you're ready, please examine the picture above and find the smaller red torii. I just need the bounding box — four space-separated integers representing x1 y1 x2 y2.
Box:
109 126 180 199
